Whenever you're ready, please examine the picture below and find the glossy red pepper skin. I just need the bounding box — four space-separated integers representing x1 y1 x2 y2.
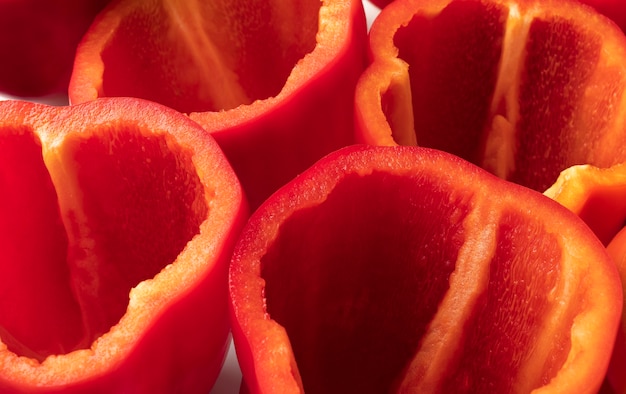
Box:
0 97 247 393
229 144 621 393
0 0 109 97
69 0 368 211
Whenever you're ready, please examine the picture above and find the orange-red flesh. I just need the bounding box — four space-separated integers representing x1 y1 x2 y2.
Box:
607 226 626 393
545 164 626 394
545 164 626 246
0 122 207 362
357 0 626 193
0 126 82 361
393 0 505 164
77 0 319 113
59 125 208 348
71 0 367 211
262 171 469 393
230 145 621 393
441 210 568 392
0 98 246 392
261 175 570 393
513 13 604 190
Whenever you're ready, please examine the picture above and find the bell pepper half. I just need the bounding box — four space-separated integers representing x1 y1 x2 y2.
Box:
545 164 626 394
68 0 368 210
229 144 621 393
355 0 626 194
0 97 247 392
0 0 110 97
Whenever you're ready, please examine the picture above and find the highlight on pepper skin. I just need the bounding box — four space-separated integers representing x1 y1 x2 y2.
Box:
229 145 622 394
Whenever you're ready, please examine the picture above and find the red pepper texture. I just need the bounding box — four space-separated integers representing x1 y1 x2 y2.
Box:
69 0 368 210
229 145 621 393
0 97 247 393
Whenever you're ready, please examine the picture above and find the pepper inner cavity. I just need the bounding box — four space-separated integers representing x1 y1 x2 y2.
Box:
0 126 207 361
261 171 470 393
100 0 320 113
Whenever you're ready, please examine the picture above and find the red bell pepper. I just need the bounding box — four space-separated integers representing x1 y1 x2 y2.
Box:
68 0 368 210
355 0 626 194
0 97 247 392
545 164 626 394
0 0 110 97
229 144 621 393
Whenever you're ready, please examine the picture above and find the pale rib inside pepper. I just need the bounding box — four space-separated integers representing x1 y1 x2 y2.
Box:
260 171 469 393
0 125 208 362
383 0 622 192
257 170 574 392
100 0 320 113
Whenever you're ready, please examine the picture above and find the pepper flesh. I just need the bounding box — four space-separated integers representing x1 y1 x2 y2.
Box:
69 0 368 210
0 98 247 393
229 144 621 393
355 0 626 193
545 164 626 394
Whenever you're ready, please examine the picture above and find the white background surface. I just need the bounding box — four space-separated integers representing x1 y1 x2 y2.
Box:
0 2 381 393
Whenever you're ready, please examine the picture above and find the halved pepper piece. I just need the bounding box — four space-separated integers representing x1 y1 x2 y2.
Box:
0 0 110 97
0 97 247 393
545 164 626 394
229 144 621 393
68 0 368 210
355 0 626 193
